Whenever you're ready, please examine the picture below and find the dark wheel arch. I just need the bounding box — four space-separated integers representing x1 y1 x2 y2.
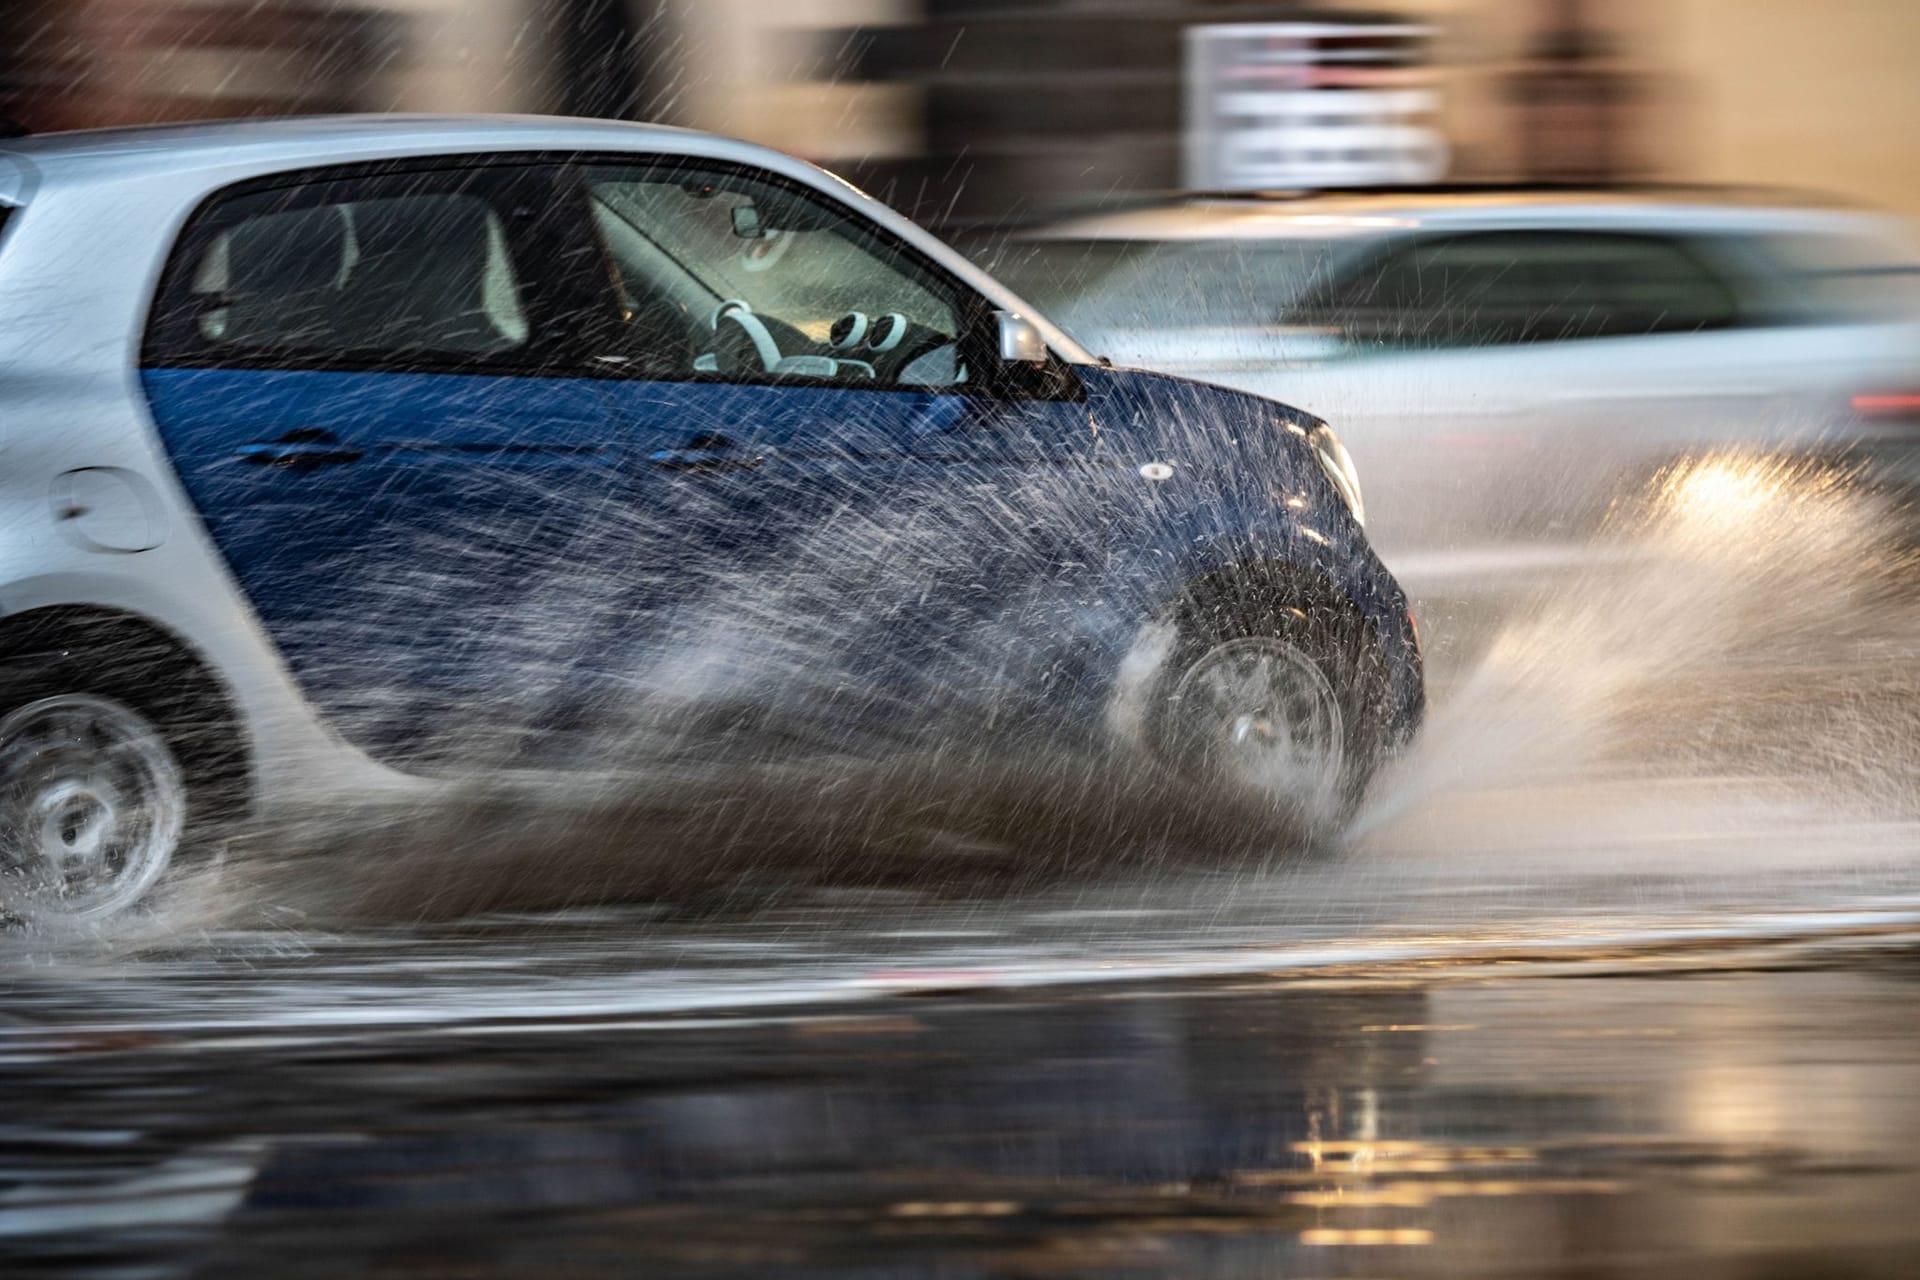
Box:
0 605 253 822
1161 561 1371 634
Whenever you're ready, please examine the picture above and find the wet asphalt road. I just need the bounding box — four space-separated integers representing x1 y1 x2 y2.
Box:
8 928 1920 1278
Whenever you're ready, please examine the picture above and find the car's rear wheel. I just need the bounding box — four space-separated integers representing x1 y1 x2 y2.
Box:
1151 590 1387 827
0 692 187 919
0 616 243 923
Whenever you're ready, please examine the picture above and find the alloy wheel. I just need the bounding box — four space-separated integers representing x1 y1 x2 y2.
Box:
1168 636 1346 805
0 693 186 919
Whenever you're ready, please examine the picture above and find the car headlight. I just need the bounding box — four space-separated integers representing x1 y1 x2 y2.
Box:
1309 423 1365 527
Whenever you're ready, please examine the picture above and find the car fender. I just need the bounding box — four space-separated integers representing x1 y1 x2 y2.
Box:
1075 365 1422 730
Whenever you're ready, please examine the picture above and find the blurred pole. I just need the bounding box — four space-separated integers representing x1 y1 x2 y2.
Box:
552 0 675 123
0 0 27 134
0 0 76 132
1506 0 1648 182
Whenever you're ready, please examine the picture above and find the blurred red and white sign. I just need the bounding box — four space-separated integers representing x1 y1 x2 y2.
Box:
1184 21 1448 192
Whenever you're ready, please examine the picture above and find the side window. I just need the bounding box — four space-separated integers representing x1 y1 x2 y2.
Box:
577 161 970 389
1297 231 1740 348
148 170 546 369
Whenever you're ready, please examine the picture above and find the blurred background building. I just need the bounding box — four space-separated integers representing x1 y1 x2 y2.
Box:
1 0 1916 229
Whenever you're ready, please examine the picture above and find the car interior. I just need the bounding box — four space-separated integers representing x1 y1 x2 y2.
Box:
181 171 972 390
582 174 967 390
195 193 529 357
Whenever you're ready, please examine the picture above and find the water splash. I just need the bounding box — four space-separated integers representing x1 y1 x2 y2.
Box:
13 444 1918 945
1355 452 1920 874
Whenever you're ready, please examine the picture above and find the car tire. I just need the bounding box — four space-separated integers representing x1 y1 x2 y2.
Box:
0 648 237 921
1150 587 1389 828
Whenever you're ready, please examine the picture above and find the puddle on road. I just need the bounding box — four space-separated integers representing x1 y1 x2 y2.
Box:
7 957 1920 1277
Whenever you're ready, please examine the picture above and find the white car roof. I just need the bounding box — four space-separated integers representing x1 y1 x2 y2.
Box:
0 114 831 191
1 114 703 164
1034 191 1910 243
0 114 852 218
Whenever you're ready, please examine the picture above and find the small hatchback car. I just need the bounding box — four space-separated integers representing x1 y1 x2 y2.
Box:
0 116 1421 918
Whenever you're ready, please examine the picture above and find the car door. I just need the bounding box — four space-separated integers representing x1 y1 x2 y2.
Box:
558 156 1099 715
141 160 639 764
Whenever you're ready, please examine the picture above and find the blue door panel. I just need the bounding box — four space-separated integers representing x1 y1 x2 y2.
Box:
142 366 624 760
146 362 1103 765
594 375 1100 721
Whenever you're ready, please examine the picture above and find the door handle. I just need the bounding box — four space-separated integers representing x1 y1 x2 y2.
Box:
237 430 364 471
648 438 763 473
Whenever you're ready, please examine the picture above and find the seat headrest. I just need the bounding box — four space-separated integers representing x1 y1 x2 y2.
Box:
349 194 494 269
227 205 349 296
329 194 516 352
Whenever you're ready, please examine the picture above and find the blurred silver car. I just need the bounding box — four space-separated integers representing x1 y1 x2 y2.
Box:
996 191 1920 588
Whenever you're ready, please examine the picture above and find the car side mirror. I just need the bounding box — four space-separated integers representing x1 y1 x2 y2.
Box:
995 311 1048 366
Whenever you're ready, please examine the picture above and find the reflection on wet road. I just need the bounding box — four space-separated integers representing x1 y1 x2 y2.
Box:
8 935 1920 1277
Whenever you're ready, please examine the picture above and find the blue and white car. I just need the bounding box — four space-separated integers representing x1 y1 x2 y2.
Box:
0 116 1422 918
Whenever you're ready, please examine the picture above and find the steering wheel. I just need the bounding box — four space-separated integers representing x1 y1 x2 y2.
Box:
706 299 782 375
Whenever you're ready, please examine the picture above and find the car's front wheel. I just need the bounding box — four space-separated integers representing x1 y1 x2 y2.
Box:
1150 590 1387 827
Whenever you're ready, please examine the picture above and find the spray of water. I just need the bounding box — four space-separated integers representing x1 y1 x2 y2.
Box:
188 451 1910 927
13 437 1916 945
1355 452 1920 876
160 451 1325 928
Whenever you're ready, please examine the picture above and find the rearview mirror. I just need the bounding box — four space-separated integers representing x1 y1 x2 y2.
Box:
995 311 1047 366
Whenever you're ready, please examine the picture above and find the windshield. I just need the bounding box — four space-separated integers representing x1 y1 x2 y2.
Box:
989 237 1346 339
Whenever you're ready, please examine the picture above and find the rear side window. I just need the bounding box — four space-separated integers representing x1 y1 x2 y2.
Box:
1296 231 1740 347
145 167 572 371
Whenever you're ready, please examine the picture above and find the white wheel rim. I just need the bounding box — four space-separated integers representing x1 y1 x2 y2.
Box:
1 694 184 918
1170 637 1346 802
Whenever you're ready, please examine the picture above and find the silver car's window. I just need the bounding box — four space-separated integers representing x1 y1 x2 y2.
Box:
194 195 525 355
1299 231 1740 346
580 163 967 388
991 239 1340 336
